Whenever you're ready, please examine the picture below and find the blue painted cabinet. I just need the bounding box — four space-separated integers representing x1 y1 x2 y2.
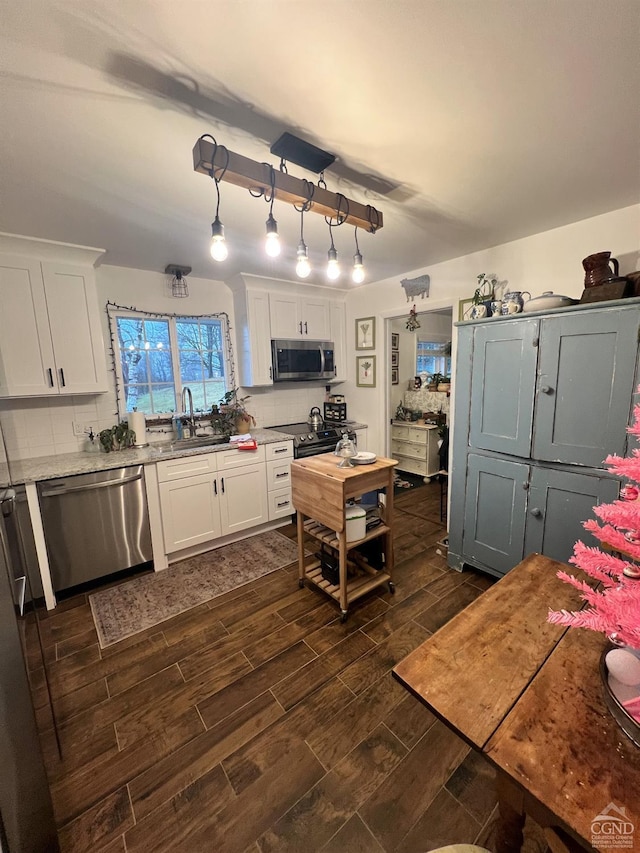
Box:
448 302 640 577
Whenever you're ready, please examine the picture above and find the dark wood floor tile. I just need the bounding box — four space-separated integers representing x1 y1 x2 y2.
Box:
362 588 438 643
198 641 317 729
395 787 482 853
129 691 283 821
51 707 204 826
275 587 329 622
359 720 469 852
46 723 119 783
223 677 352 795
394 532 435 565
445 749 498 822
424 569 470 599
116 653 253 749
272 631 375 711
383 693 437 750
55 677 109 723
244 602 336 667
414 582 483 633
57 786 133 853
39 604 95 648
258 723 407 852
125 764 235 853
38 590 87 616
474 804 500 850
340 621 431 696
392 512 441 540
61 664 184 736
206 590 268 630
99 628 166 657
228 587 317 634
146 600 220 646
55 626 99 660
320 813 385 852
177 612 284 681
90 835 126 853
49 635 167 698
464 568 498 591
304 596 390 655
378 558 445 607
186 739 324 853
306 673 407 770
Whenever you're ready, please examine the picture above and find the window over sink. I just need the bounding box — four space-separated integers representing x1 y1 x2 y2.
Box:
107 305 235 417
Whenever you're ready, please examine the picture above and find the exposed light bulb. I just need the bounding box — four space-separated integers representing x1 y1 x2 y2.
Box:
352 251 365 284
327 246 340 281
209 216 228 261
296 240 311 278
265 213 280 258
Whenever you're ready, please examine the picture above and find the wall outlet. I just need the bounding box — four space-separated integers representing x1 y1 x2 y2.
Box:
72 421 85 437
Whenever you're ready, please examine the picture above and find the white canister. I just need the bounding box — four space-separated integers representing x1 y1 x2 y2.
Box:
345 504 367 542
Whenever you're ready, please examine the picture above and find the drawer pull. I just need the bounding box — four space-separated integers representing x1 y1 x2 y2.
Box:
276 472 289 478
276 500 290 508
274 447 287 454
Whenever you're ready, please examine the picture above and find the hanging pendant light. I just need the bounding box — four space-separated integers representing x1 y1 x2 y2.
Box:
165 264 191 298
296 207 311 278
352 227 365 283
265 212 280 257
326 224 340 280
203 134 230 263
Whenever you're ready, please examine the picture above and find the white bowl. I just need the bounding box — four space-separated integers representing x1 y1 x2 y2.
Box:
352 451 377 465
522 292 578 312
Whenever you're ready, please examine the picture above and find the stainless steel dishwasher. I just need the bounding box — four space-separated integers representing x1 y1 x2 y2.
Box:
37 465 152 591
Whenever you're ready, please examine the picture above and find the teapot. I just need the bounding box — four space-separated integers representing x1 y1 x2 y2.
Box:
308 406 324 430
582 252 620 287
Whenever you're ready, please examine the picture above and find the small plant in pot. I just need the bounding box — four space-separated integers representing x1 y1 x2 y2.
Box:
98 422 136 452
427 372 442 391
437 375 451 392
212 388 256 436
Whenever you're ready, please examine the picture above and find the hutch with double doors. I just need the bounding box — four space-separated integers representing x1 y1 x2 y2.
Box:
448 300 640 578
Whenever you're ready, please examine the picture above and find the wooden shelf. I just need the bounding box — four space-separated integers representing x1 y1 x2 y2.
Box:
304 563 392 605
303 518 390 550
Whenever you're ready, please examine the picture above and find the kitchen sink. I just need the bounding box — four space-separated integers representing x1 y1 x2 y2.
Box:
153 435 230 453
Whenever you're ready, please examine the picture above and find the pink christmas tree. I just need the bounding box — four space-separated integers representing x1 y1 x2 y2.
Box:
548 400 640 721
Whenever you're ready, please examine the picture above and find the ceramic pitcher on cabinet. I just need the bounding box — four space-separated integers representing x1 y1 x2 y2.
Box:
501 291 531 314
582 252 620 287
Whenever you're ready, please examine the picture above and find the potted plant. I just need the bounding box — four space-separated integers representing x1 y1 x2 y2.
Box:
98 421 136 453
427 372 442 391
470 274 498 318
213 388 256 436
437 375 451 392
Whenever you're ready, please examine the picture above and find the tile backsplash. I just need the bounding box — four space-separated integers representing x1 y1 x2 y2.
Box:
0 383 333 460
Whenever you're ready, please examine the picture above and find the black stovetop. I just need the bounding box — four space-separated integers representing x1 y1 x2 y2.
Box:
271 421 351 449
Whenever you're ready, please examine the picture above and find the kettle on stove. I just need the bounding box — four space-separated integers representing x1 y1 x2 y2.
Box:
307 406 324 430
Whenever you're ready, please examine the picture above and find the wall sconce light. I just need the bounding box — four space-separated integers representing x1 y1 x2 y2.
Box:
165 264 191 298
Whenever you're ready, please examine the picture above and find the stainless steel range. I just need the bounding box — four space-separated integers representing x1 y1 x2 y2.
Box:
271 422 356 459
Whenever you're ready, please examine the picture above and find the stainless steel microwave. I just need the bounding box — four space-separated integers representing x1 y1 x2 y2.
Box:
271 339 335 382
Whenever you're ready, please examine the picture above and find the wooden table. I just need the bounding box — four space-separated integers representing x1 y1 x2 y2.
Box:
291 454 397 620
393 553 640 853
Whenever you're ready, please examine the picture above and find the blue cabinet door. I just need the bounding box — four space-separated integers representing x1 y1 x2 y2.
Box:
463 453 528 576
524 466 619 564
469 320 539 457
533 310 640 467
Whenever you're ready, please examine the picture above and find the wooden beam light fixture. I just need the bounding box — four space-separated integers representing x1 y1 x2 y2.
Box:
193 135 383 235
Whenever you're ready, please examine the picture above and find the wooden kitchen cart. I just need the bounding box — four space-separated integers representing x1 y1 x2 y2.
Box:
291 454 397 621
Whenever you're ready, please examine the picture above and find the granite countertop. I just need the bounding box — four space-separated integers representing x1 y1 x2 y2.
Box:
6 428 294 485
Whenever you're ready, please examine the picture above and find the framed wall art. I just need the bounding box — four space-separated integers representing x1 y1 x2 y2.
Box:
458 297 474 322
391 367 399 385
391 350 399 368
356 355 376 387
355 317 375 350
391 332 399 351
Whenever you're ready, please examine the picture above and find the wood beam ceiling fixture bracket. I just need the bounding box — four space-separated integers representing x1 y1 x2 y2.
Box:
192 136 383 233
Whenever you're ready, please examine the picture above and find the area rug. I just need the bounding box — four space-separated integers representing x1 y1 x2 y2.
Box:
89 530 301 648
394 471 427 493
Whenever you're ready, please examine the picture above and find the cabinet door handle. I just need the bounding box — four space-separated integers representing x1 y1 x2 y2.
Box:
269 365 272 379
530 507 542 518
59 367 66 387
213 479 217 496
47 368 54 388
299 321 303 335
221 477 225 494
304 321 308 334
539 385 553 394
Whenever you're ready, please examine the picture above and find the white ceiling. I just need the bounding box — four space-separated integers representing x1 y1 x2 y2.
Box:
1 0 639 288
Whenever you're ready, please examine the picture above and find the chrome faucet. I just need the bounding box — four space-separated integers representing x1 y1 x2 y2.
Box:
181 386 195 436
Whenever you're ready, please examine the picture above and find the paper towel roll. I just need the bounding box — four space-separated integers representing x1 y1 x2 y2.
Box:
129 411 147 447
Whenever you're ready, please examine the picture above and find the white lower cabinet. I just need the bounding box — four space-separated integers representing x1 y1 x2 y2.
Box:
156 448 269 554
265 440 293 521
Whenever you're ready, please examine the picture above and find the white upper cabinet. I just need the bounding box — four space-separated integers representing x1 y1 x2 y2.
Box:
227 274 345 387
0 248 107 397
269 294 330 340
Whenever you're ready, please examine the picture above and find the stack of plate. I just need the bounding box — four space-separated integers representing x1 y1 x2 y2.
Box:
352 451 377 465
